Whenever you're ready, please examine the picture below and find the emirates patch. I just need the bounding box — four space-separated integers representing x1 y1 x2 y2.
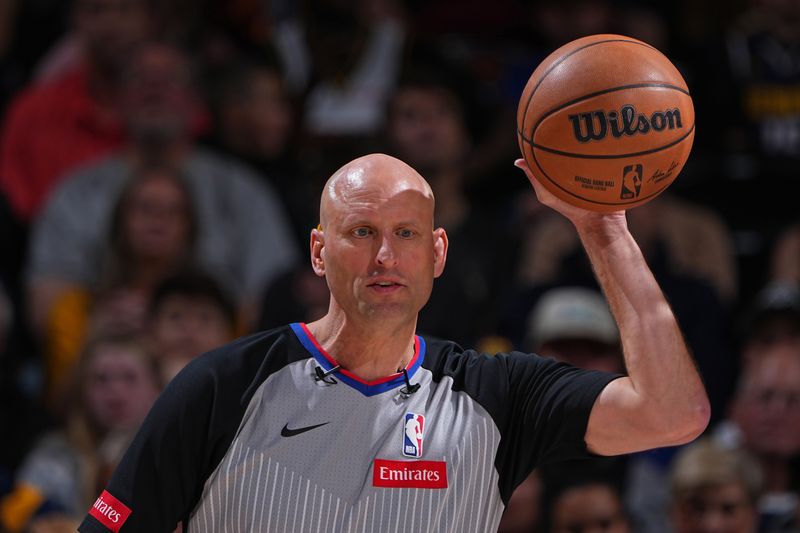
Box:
88 490 132 532
373 459 448 489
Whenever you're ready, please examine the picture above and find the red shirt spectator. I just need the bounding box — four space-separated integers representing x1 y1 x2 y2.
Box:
0 63 126 221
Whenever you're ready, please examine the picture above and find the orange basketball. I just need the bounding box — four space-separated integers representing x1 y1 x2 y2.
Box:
516 34 694 212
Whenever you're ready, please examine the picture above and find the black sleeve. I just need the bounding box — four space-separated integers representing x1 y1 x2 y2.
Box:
78 329 299 532
433 343 621 503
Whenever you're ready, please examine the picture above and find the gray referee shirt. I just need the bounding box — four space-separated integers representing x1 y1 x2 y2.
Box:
78 323 618 532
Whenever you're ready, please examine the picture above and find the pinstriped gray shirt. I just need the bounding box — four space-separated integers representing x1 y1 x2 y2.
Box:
79 324 618 533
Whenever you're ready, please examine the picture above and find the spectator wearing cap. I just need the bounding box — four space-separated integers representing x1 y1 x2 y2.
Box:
524 286 622 374
523 286 727 533
670 439 762 533
504 234 735 428
502 287 630 533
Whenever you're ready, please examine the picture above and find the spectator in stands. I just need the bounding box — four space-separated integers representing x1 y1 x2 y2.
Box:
209 58 293 171
26 41 298 336
147 269 237 383
539 462 631 533
550 481 630 533
522 286 716 533
0 334 160 533
259 0 408 187
43 164 197 402
258 265 329 333
207 56 316 249
272 0 406 137
517 195 738 305
499 288 625 533
523 286 622 374
505 196 735 428
739 282 800 362
707 0 800 162
670 439 761 533
383 66 512 345
688 0 800 284
725 342 800 531
0 0 153 222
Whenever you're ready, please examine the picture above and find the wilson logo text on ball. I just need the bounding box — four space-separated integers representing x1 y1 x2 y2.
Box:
621 164 643 199
569 104 683 143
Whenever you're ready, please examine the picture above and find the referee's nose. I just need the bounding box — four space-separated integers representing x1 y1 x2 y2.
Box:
374 234 399 269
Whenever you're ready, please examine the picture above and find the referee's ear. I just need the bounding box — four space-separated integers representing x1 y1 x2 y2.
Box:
433 227 448 279
310 225 326 277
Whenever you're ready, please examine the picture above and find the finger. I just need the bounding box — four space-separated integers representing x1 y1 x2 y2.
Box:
513 159 538 184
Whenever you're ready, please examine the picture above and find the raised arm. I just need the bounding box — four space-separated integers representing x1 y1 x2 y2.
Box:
515 160 710 455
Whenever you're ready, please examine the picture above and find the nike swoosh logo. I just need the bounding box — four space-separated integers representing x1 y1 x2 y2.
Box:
280 422 329 437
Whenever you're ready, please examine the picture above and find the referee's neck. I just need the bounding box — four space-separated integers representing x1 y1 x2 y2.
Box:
306 313 418 381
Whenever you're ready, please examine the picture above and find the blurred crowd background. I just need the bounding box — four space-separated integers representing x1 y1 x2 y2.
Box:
0 0 798 532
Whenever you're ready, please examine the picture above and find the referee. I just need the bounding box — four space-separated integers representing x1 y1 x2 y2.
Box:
78 153 710 532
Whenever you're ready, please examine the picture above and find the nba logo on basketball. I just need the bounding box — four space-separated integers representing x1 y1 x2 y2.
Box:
621 164 643 199
403 413 425 458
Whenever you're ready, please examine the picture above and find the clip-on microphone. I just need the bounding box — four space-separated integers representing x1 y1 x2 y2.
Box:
399 367 420 396
314 365 340 384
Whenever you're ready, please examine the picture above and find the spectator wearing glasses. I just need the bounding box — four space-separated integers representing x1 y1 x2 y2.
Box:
670 438 761 533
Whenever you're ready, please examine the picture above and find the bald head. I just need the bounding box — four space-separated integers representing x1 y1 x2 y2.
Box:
309 153 449 327
320 154 435 228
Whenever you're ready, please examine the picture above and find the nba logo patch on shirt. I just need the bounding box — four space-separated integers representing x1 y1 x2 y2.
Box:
403 412 424 457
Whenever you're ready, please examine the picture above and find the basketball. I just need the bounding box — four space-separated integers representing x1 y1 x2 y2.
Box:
516 34 694 212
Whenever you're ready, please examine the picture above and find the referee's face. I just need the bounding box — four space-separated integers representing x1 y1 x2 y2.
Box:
313 155 448 327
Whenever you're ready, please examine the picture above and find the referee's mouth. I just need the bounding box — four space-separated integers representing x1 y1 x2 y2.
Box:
367 279 405 293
